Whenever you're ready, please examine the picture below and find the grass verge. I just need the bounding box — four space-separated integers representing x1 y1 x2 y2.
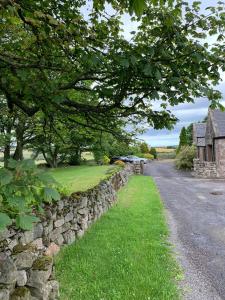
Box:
55 175 181 300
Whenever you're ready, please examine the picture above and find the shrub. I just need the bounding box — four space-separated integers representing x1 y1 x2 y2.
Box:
175 146 196 170
149 147 157 159
0 159 60 231
103 155 110 165
114 160 126 167
143 153 154 160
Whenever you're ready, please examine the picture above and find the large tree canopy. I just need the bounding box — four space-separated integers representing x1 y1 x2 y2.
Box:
0 0 225 133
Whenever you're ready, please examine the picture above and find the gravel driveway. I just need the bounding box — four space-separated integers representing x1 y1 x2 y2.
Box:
144 161 225 300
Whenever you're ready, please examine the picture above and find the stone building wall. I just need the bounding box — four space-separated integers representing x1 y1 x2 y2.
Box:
0 164 136 300
193 159 217 178
215 139 225 178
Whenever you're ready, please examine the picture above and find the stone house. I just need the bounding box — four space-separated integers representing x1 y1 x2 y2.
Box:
193 109 225 178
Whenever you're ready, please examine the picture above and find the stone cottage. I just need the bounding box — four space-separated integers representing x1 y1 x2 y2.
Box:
193 109 225 178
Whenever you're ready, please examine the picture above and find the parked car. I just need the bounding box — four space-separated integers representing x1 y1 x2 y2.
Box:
110 155 149 164
110 156 125 164
125 156 148 164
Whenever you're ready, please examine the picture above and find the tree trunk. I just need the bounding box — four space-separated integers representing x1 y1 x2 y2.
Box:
4 123 12 168
4 144 10 168
13 117 25 161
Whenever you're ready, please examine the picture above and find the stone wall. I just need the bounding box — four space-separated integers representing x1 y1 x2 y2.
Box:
193 159 217 178
215 139 225 178
0 164 136 300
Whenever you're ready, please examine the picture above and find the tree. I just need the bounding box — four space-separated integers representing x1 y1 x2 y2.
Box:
0 0 225 135
0 96 36 166
140 142 149 153
150 147 157 159
177 127 188 154
186 123 193 146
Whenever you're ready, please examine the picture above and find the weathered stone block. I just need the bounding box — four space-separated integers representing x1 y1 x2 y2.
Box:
0 288 9 300
27 256 53 289
54 218 64 228
12 244 37 270
31 238 44 250
0 229 9 242
29 280 58 300
44 243 60 257
77 208 88 215
65 212 73 222
63 230 75 245
16 270 27 286
10 287 31 300
0 254 17 285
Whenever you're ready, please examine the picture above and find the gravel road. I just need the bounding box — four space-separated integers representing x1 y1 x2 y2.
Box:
144 161 225 300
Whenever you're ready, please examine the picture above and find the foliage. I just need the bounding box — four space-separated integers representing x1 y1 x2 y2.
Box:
102 155 110 165
140 142 149 154
143 153 154 160
56 176 181 299
149 147 157 159
177 127 188 154
186 123 194 146
1 0 225 135
114 160 126 167
0 159 60 231
175 146 196 170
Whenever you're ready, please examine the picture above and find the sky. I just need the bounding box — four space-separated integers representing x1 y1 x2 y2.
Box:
82 1 225 146
120 0 225 146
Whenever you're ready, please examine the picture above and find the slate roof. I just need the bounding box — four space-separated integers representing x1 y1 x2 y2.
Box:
195 123 206 137
193 123 206 146
210 109 225 137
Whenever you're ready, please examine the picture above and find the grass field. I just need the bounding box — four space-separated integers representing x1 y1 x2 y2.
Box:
55 176 181 300
156 147 176 153
50 165 115 194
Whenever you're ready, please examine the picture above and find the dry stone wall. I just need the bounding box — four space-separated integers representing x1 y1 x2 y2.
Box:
0 164 136 300
193 159 217 178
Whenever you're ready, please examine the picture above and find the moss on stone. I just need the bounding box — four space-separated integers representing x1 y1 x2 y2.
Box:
10 287 30 298
32 256 53 271
12 243 36 254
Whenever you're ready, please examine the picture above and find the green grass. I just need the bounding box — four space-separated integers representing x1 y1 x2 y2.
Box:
55 176 181 300
50 165 115 193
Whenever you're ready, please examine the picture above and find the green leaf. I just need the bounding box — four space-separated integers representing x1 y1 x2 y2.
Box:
155 69 162 80
20 159 36 171
16 214 39 231
130 0 147 17
120 59 129 68
44 187 60 202
0 213 12 231
143 64 153 76
37 171 56 185
0 168 13 186
7 196 27 211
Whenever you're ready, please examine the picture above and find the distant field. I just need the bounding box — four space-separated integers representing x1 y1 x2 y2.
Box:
81 152 94 161
155 147 176 160
155 147 176 153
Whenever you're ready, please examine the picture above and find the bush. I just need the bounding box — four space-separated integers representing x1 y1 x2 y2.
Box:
114 160 126 167
143 153 154 160
149 147 157 159
175 146 196 170
103 155 110 165
0 159 60 231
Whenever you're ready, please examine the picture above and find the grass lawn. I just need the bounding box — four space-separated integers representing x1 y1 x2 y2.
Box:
55 176 181 300
50 165 115 194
